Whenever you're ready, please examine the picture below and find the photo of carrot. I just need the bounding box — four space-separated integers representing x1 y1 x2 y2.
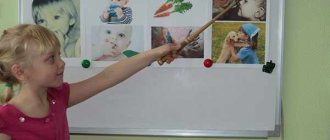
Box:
154 0 193 18
154 2 174 15
154 12 171 17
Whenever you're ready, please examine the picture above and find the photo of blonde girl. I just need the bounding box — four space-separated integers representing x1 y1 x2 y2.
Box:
32 0 80 58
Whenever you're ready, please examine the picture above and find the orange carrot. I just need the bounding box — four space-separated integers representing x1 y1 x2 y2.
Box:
154 11 171 17
154 2 174 15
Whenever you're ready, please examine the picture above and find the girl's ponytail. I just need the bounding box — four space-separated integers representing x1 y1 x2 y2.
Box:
1 83 14 103
250 33 259 50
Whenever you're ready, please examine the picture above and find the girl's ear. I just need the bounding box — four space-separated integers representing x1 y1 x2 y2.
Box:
69 18 76 26
11 64 27 82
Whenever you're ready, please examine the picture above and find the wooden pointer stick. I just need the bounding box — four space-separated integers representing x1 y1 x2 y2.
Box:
157 0 238 65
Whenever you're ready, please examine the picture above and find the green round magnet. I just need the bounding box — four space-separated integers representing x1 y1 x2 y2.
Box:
81 59 91 68
5 83 13 88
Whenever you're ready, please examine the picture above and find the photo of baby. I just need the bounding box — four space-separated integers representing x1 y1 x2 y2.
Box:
91 25 142 61
32 0 81 58
213 0 266 21
152 26 204 58
100 0 133 24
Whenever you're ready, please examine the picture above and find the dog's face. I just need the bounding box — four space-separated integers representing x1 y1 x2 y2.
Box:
227 31 239 43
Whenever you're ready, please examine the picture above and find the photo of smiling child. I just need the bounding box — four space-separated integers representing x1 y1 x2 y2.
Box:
100 0 133 24
32 0 81 57
213 0 266 21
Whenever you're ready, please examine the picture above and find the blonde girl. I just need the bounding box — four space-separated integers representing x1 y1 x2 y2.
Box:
0 24 179 139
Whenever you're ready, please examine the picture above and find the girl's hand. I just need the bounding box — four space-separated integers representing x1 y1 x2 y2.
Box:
54 30 67 46
103 8 110 18
157 42 183 64
229 45 240 62
114 8 124 18
54 30 69 55
229 45 235 52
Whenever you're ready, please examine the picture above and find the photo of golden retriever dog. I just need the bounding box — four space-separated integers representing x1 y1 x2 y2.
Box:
216 31 239 63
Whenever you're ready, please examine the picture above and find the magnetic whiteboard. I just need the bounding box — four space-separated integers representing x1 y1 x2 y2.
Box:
20 0 284 137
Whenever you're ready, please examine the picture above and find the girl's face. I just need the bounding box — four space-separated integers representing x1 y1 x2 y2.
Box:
110 0 128 7
35 5 75 35
238 30 249 41
24 46 65 88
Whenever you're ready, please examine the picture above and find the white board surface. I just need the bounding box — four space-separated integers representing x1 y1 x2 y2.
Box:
20 0 285 137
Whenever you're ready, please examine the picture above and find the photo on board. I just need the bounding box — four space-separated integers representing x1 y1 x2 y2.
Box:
83 0 147 26
153 0 193 18
149 0 209 26
151 26 204 59
99 0 133 24
30 0 81 58
212 22 266 64
91 25 143 62
213 0 267 21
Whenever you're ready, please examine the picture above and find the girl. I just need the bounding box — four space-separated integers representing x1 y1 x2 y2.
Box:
32 0 80 57
0 24 180 139
229 23 260 64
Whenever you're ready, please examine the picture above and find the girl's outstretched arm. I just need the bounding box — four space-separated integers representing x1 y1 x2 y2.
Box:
68 44 179 107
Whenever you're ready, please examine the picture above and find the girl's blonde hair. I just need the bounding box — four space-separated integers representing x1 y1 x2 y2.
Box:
0 24 59 102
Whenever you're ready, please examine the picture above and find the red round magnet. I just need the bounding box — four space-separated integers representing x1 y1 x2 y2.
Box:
204 59 213 68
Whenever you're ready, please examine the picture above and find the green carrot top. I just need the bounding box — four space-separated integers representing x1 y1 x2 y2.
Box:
173 2 193 13
166 0 184 4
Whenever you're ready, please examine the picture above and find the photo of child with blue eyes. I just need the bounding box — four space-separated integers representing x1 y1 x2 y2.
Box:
91 26 142 61
32 0 80 58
